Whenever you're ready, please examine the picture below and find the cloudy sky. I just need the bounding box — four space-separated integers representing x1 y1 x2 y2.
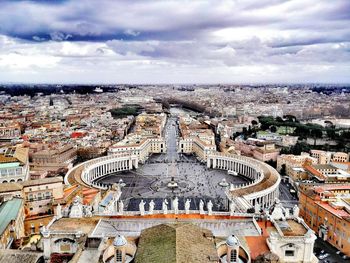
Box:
0 0 349 84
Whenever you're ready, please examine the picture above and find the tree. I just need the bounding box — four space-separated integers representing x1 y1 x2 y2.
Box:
251 120 258 126
270 125 277 133
280 164 286 175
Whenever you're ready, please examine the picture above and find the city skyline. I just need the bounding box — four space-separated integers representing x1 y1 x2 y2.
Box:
0 0 349 84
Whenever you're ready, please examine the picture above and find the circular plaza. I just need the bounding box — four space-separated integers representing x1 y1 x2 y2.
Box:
95 154 251 211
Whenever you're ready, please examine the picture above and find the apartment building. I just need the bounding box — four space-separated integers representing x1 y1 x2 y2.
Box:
299 184 350 256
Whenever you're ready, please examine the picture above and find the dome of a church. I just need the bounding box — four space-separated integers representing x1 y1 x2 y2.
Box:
226 234 239 247
113 234 127 247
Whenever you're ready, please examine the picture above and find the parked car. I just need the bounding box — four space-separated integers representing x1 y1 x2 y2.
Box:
319 253 330 260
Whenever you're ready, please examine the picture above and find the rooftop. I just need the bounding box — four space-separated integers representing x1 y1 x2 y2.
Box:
0 183 23 193
0 249 43 263
21 176 63 187
0 198 23 235
49 217 99 234
135 223 218 263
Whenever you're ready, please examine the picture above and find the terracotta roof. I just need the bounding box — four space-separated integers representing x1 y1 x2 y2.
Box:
245 236 269 259
304 165 326 180
317 201 350 218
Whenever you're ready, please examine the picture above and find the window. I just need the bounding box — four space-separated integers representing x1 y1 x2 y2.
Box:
230 250 237 263
115 250 123 262
285 250 294 257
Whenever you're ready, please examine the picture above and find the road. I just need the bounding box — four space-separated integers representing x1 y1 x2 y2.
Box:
164 117 180 162
314 238 349 263
279 180 299 209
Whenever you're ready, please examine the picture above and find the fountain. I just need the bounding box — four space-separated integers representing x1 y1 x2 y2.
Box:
219 178 229 187
167 176 179 189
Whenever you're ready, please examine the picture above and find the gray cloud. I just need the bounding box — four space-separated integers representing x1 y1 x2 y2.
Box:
0 0 349 83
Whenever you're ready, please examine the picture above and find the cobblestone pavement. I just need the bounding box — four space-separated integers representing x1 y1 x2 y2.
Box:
97 116 250 211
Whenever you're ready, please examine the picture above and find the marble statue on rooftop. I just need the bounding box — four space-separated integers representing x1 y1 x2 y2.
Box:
139 199 145 216
229 201 235 216
199 199 205 214
207 200 213 215
56 203 62 218
162 199 168 214
270 199 286 221
185 199 191 214
149 200 155 215
293 204 300 217
84 205 92 217
254 202 261 213
119 200 124 215
173 197 179 214
69 196 84 218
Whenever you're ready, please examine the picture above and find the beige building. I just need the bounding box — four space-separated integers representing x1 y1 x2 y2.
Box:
0 147 29 183
22 177 64 216
0 124 21 140
277 154 318 182
178 137 216 161
0 183 23 203
332 152 349 163
31 144 77 171
252 143 280 162
310 150 349 164
108 135 166 163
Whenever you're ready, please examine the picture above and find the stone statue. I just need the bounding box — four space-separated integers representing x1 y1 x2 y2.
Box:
271 199 286 220
162 199 168 214
118 201 124 215
285 208 290 218
69 196 83 218
173 197 179 214
229 201 235 216
56 203 62 218
84 205 92 217
139 200 145 216
149 200 155 215
293 205 300 217
254 202 261 213
185 199 191 214
199 199 205 214
207 200 213 215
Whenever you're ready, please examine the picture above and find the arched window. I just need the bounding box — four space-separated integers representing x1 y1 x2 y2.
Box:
230 250 237 263
115 249 123 262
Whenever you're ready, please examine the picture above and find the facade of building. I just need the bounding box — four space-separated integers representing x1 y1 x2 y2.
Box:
31 144 77 171
0 198 25 249
0 147 29 183
252 143 280 162
22 177 64 217
0 124 21 140
178 137 216 161
299 184 350 256
108 136 166 163
277 154 318 182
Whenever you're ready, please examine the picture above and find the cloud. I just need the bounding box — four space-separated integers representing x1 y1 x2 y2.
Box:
0 0 349 83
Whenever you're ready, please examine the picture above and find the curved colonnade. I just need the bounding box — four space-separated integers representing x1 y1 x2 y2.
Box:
66 150 280 210
207 153 280 210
